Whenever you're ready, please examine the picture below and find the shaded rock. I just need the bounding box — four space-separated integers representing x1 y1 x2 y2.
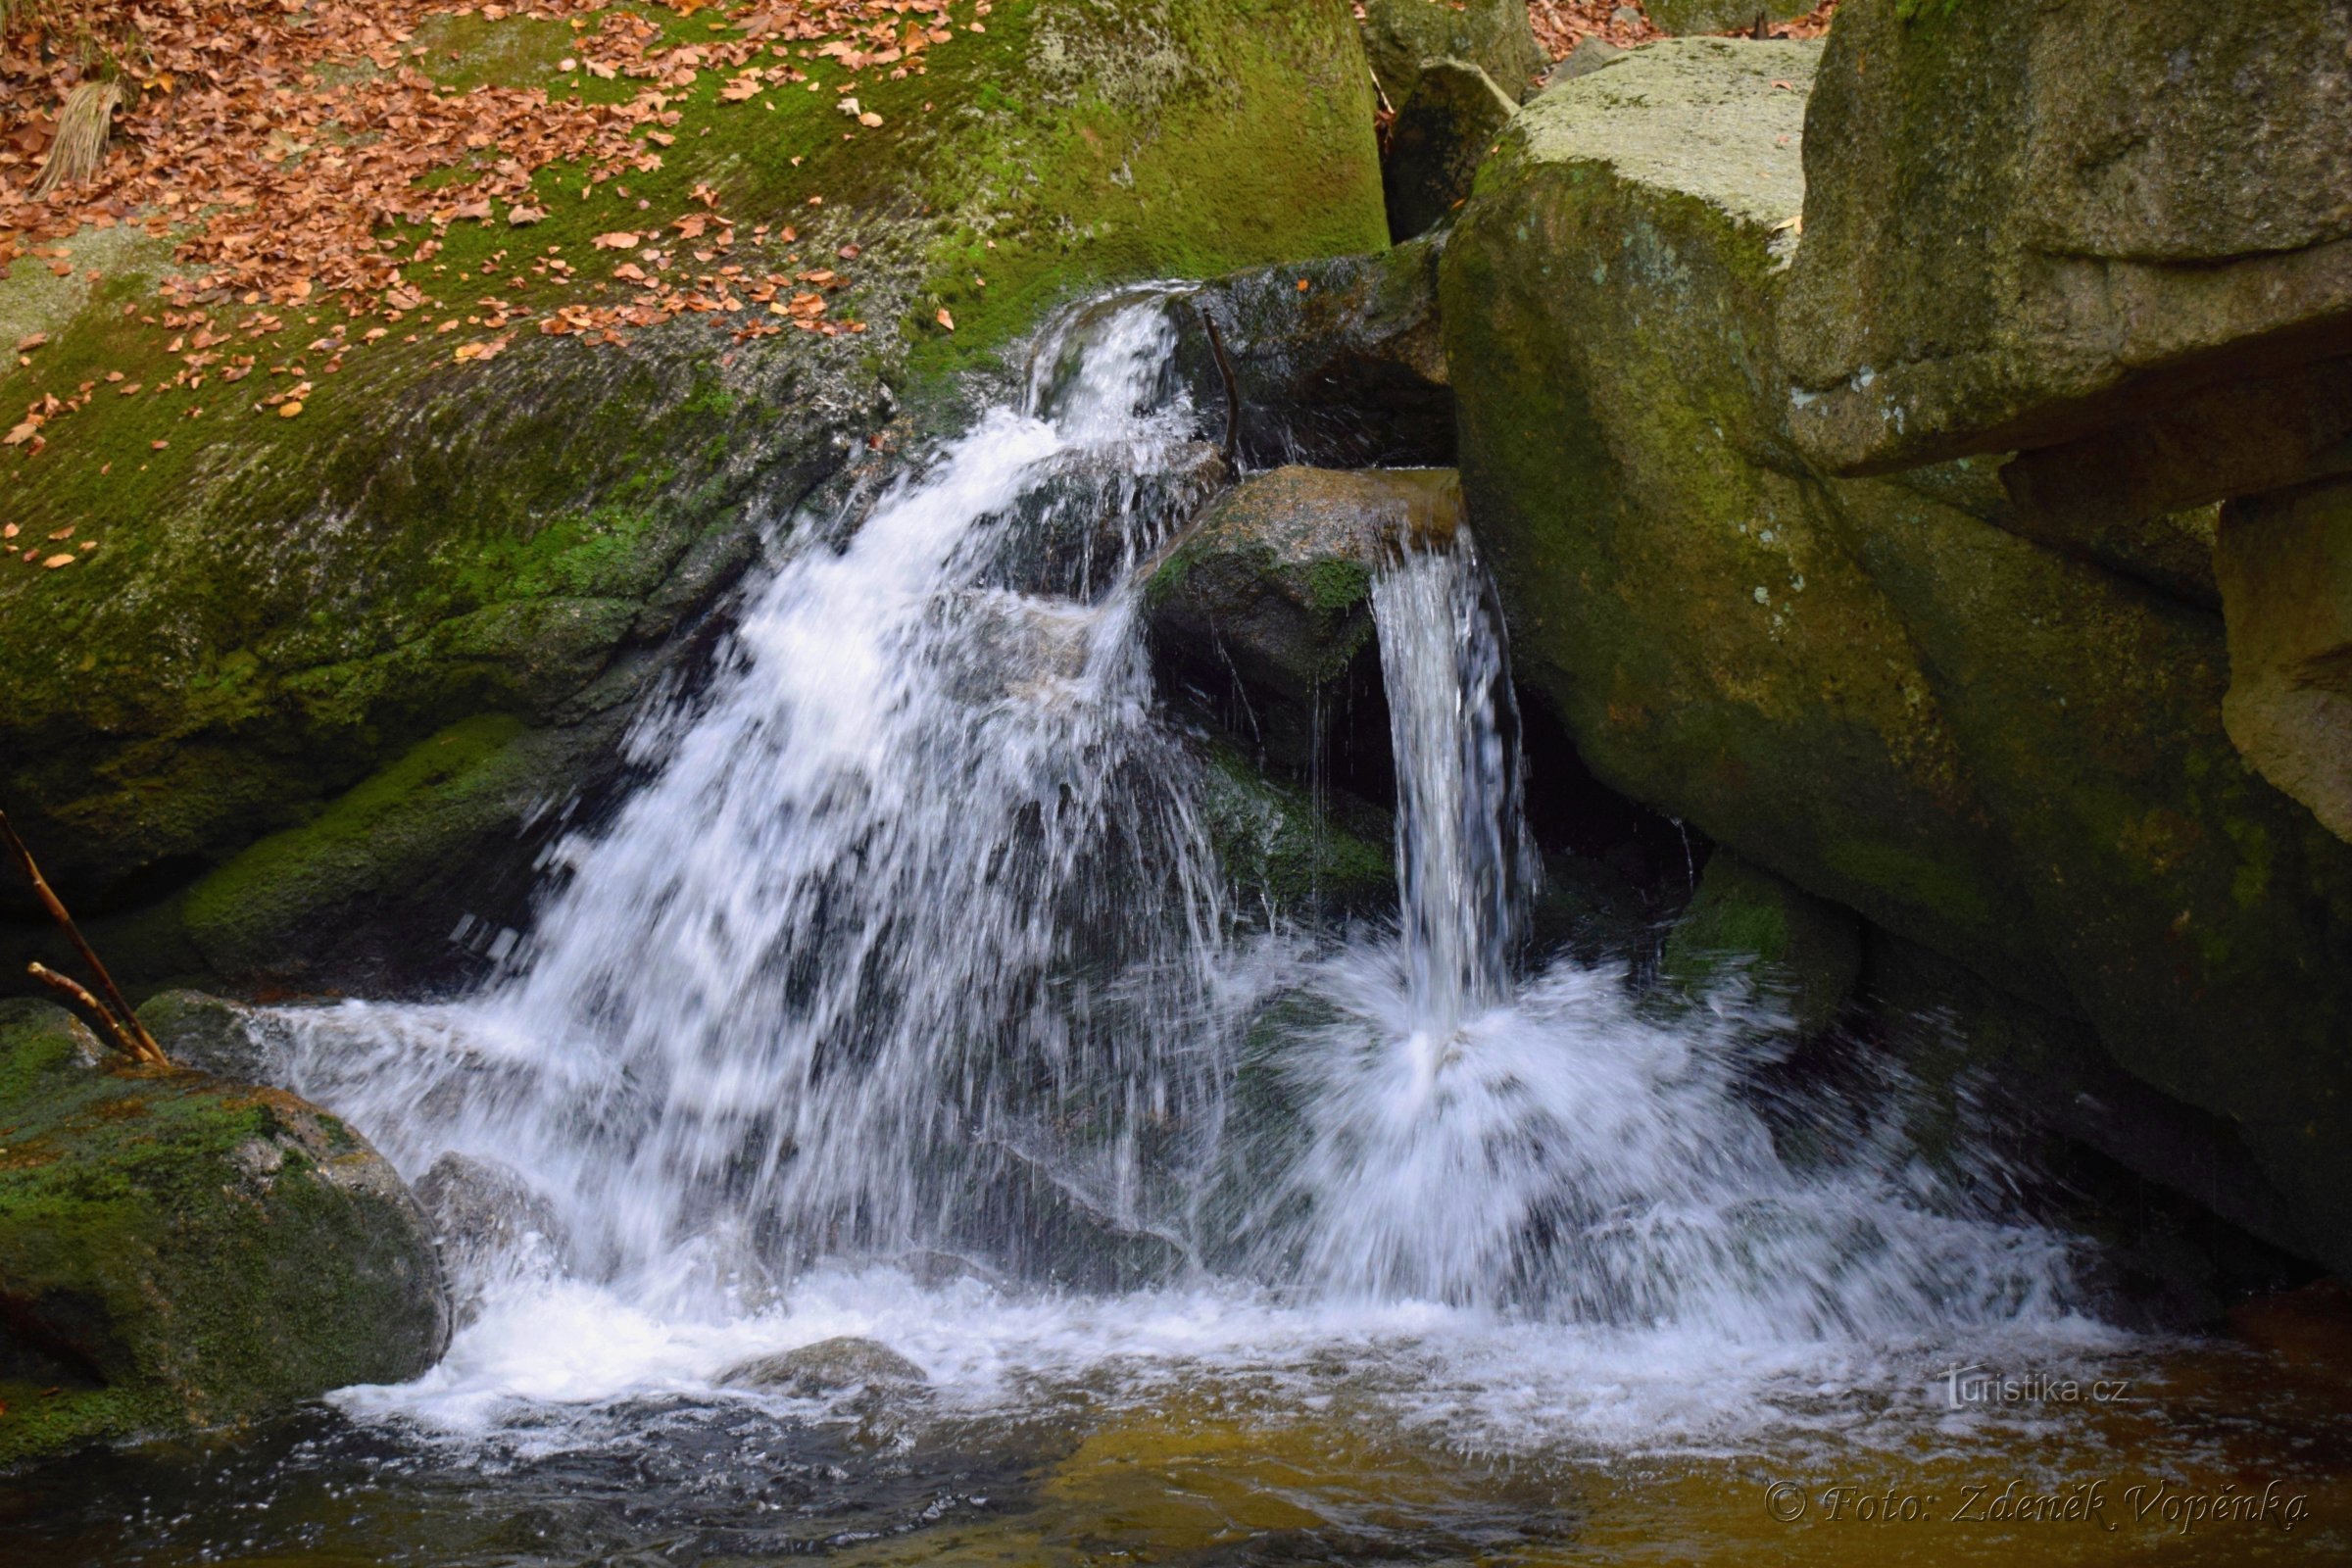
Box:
1146 466 1460 774
2217 477 2352 844
0 1000 449 1468
1361 0 1546 107
1441 34 2352 1276
1197 743 1396 921
0 0 1391 1000
135 989 287 1086
1781 0 2352 476
1659 851 1862 1040
1538 35 1625 90
413 1152 572 1323
1385 60 1520 241
1187 240 1453 469
721 1336 927 1397
1648 0 1812 33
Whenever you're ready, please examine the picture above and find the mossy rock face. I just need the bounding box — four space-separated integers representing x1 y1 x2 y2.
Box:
2216 476 2352 845
0 1000 449 1469
1384 60 1520 242
0 0 1389 994
1658 850 1861 1040
1147 466 1458 774
1441 35 2352 1275
1360 0 1546 108
1196 744 1396 923
1780 0 2352 476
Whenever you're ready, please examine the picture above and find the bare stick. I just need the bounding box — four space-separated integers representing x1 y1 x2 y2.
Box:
27 962 163 1065
1196 304 1242 467
1 806 168 1064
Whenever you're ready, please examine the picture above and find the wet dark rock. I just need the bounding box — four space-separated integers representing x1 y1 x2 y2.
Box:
1146 466 1459 775
0 1000 450 1469
719 1336 928 1397
1657 851 1862 1042
1385 60 1521 242
1187 240 1453 470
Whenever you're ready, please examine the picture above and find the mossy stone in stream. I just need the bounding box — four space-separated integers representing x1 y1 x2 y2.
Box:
0 1000 448 1469
1658 850 1861 1040
0 0 1389 995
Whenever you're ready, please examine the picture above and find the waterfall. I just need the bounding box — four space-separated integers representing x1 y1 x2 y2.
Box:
262 290 2086 1443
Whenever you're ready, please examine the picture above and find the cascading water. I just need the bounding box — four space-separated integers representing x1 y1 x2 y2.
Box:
263 290 2096 1454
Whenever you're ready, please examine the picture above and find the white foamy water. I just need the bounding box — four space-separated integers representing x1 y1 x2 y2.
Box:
263 292 2112 1462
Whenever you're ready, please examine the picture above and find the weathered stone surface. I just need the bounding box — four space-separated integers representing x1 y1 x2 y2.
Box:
0 0 1391 998
413 1152 572 1325
1361 0 1546 108
1659 850 1862 1039
1781 0 2352 476
1648 0 1811 34
0 1000 449 1467
1385 60 1520 241
135 989 285 1085
1187 239 1453 469
720 1336 928 1396
1147 466 1460 774
1538 35 1625 91
2217 478 2352 844
1442 34 2352 1275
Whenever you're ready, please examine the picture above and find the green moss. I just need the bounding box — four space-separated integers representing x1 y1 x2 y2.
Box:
1302 556 1372 614
1199 746 1393 919
0 1002 444 1468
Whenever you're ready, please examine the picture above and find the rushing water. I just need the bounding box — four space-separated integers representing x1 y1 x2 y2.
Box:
12 294 2350 1565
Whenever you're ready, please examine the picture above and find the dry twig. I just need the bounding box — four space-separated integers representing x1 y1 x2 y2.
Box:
0 805 169 1065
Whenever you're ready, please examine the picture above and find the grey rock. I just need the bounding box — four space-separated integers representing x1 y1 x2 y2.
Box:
2217 476 2352 845
137 989 288 1085
413 1151 571 1321
1539 36 1625 91
1647 0 1812 34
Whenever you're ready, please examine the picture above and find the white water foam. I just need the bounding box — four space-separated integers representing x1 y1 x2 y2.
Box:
265 292 2114 1463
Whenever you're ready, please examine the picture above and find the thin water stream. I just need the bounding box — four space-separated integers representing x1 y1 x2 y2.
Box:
5 293 2347 1565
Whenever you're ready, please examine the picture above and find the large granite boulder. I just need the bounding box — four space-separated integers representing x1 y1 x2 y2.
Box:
1780 0 2352 477
0 1000 449 1467
0 0 1389 996
1441 36 2352 1274
1649 0 1814 34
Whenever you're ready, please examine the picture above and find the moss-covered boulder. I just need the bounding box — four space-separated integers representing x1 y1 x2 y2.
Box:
1441 35 2352 1274
2216 477 2352 845
1197 743 1396 922
0 1000 448 1468
1147 466 1458 773
1360 0 1546 108
1779 0 2352 476
0 0 1389 994
1659 850 1861 1040
1384 60 1520 242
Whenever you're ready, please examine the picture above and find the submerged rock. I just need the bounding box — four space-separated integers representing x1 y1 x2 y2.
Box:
1442 35 2352 1275
1385 60 1521 241
1147 466 1459 774
0 1001 449 1468
1360 0 1545 108
720 1336 928 1397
